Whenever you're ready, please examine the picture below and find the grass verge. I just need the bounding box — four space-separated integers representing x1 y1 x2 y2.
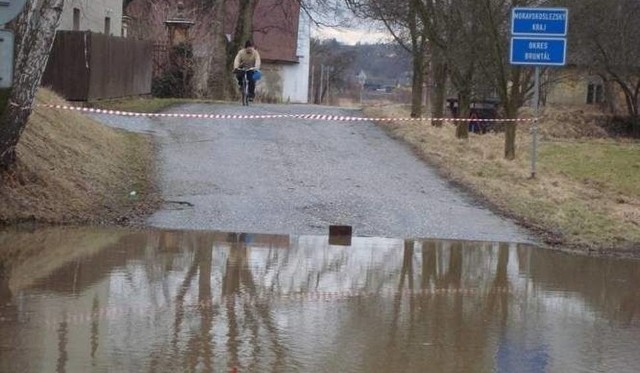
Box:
364 104 640 257
90 97 210 113
0 89 159 226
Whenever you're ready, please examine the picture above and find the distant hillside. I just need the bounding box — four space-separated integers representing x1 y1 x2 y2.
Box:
350 43 412 86
311 39 411 86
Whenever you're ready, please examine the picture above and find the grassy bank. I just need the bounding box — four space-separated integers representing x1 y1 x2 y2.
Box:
0 89 159 225
91 97 207 113
365 104 640 257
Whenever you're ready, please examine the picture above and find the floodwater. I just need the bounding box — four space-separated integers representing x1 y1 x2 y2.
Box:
0 227 639 373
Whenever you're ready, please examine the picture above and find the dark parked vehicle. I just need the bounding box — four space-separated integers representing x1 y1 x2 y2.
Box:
446 98 500 133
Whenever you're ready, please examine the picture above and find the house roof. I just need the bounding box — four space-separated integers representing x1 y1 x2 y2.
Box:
125 0 301 64
225 0 301 64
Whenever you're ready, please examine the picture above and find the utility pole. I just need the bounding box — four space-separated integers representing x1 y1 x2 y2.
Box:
309 65 315 104
319 64 324 104
326 66 331 105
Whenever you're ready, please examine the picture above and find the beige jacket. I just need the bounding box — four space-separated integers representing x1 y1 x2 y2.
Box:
233 48 261 70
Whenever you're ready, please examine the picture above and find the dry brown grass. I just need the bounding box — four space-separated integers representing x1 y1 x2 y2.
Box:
0 89 158 225
92 97 205 113
365 104 640 256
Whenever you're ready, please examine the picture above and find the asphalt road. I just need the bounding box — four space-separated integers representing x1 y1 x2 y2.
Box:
95 103 532 243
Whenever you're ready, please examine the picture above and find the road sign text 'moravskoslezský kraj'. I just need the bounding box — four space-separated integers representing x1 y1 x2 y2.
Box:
512 8 568 37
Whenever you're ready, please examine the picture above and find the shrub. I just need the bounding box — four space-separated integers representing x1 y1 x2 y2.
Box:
152 43 194 98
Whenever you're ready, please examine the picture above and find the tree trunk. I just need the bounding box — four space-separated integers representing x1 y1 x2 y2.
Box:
603 79 616 114
455 90 470 139
208 0 229 100
410 51 424 118
504 102 518 160
226 0 256 73
430 58 446 127
504 68 522 160
0 0 65 169
504 124 516 160
408 0 424 118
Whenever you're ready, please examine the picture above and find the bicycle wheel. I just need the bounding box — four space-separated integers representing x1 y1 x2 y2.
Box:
242 73 250 106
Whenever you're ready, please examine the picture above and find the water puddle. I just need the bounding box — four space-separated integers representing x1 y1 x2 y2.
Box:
0 227 638 372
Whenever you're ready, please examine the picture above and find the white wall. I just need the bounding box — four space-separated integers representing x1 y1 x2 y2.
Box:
280 12 311 103
58 0 123 37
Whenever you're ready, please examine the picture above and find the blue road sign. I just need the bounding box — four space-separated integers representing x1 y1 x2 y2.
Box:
510 37 566 66
512 8 568 37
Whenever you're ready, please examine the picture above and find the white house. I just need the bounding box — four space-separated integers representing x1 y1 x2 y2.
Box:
58 0 123 37
248 0 311 104
280 13 311 103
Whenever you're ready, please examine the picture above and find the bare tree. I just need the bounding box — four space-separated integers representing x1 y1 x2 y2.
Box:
346 0 429 117
417 0 481 138
473 0 540 159
298 0 352 27
348 0 546 153
225 0 259 81
309 38 356 104
203 0 233 99
571 0 640 136
0 0 65 169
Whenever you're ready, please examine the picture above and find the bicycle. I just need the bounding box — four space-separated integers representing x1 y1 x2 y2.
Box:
236 67 256 106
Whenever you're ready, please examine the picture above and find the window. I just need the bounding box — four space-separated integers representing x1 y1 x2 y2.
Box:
104 17 111 35
587 83 604 104
73 8 80 31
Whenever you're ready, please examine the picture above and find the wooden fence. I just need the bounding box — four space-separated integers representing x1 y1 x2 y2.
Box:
42 31 153 101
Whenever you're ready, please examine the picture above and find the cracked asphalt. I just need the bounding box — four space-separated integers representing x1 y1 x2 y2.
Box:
94 103 533 243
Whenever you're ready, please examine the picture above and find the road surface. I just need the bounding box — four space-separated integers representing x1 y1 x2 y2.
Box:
96 103 532 243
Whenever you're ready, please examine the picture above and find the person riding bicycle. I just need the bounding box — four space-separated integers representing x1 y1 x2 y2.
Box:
233 40 261 101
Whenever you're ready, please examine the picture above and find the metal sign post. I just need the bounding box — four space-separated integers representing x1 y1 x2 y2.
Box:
510 7 568 178
532 66 540 178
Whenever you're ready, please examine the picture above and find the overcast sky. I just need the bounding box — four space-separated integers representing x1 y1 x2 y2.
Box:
308 1 392 46
312 25 392 45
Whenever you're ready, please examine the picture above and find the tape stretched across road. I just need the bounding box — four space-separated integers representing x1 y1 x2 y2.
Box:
37 104 537 123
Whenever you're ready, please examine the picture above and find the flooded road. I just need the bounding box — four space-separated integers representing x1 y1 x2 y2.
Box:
94 104 531 243
1 228 639 372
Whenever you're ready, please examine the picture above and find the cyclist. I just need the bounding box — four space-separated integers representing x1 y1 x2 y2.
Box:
233 40 261 102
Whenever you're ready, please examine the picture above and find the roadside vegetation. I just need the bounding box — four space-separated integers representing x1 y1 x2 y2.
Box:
0 89 158 225
365 104 640 256
90 97 200 114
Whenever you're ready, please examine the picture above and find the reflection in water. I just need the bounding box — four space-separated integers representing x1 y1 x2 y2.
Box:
0 228 639 372
56 319 68 373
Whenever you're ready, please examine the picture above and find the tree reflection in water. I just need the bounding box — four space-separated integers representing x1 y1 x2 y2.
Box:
1 229 639 373
146 231 291 372
371 241 512 372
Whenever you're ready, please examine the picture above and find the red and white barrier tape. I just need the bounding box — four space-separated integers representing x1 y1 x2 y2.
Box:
38 104 537 123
